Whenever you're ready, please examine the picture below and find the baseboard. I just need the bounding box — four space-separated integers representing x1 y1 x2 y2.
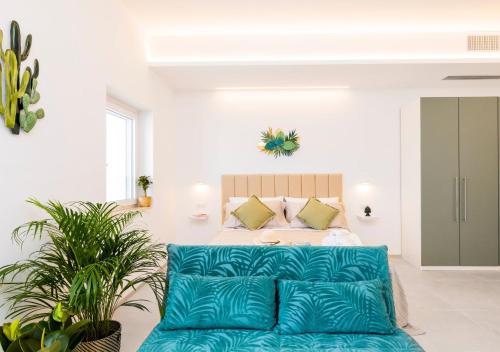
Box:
421 266 500 271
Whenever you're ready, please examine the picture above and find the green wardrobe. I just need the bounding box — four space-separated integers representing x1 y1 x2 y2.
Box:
420 97 499 266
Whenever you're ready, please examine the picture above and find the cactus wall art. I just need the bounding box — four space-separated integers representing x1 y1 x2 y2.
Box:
0 20 44 134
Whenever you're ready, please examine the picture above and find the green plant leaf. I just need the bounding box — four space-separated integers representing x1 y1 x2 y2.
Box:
43 331 69 352
0 330 11 351
63 319 89 348
5 340 22 352
3 320 21 342
6 338 39 352
282 141 297 151
52 303 69 324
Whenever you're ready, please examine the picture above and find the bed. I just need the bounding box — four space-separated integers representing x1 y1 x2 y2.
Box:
211 173 420 335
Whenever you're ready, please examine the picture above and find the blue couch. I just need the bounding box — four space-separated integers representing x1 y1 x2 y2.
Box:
139 245 423 351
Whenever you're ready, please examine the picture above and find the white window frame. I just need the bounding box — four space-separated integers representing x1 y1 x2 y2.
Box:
106 97 138 204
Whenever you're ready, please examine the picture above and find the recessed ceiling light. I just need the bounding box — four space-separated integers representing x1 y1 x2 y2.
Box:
215 86 350 91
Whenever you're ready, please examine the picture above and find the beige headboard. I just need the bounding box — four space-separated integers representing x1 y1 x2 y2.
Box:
221 174 343 221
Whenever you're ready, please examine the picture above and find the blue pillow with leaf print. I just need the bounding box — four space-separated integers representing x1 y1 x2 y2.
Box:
162 273 276 330
276 279 394 335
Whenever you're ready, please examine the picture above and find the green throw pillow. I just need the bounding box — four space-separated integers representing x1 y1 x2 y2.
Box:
276 279 394 335
296 197 339 230
232 195 275 230
162 273 276 330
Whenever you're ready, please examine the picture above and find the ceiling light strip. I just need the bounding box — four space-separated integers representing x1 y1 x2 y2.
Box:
215 86 350 91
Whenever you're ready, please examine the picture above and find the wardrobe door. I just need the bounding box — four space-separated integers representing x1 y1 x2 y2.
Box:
459 97 499 266
421 98 460 266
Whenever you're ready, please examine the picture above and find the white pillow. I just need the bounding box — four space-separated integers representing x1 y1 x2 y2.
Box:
284 197 349 230
229 196 284 209
223 197 288 228
285 196 339 204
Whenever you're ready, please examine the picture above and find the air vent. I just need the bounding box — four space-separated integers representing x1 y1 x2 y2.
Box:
443 75 500 80
467 35 499 51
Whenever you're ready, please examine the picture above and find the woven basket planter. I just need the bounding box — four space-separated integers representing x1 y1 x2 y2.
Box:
73 321 121 352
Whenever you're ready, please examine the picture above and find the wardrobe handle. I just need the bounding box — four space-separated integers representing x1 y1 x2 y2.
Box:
454 177 459 222
462 177 468 223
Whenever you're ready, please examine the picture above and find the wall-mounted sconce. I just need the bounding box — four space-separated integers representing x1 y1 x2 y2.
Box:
355 182 377 221
356 182 373 194
190 182 210 221
193 182 210 194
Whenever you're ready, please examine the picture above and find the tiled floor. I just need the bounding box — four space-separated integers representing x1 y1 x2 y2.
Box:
116 257 500 352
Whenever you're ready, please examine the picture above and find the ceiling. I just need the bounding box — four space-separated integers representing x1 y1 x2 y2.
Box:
122 1 500 90
153 63 500 91
123 0 500 34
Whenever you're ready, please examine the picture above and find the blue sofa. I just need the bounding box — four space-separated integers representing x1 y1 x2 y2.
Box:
139 245 423 351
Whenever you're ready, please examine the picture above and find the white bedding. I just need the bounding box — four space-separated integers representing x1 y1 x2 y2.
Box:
211 227 362 246
210 227 420 334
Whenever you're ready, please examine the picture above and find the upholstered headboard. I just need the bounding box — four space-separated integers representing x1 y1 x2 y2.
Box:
221 174 343 221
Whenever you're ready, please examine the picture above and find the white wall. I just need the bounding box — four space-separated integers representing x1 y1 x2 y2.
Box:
171 87 500 255
401 100 422 267
171 89 411 253
0 0 175 320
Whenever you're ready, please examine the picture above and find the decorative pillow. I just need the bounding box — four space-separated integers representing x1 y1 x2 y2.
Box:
224 197 287 228
162 273 276 330
296 198 339 230
285 197 349 230
276 279 394 335
231 195 276 230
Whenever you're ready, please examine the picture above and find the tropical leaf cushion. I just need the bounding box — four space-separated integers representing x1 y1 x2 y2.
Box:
276 279 394 335
138 326 424 352
161 273 276 330
231 195 276 230
166 245 397 324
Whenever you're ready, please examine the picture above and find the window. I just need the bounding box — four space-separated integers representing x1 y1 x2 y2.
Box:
106 107 135 202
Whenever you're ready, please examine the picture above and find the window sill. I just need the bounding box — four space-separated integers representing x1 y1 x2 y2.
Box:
115 202 152 213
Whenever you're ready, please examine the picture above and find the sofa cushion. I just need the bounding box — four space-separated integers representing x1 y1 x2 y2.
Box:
166 245 397 324
276 279 394 335
138 326 424 352
161 273 276 330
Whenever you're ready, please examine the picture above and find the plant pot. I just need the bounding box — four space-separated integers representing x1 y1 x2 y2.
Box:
137 196 152 207
73 321 121 352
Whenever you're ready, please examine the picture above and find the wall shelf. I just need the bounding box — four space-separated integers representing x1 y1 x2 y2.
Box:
189 213 209 221
357 214 378 222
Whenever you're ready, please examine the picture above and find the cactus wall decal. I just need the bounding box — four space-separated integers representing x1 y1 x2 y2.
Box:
0 20 44 135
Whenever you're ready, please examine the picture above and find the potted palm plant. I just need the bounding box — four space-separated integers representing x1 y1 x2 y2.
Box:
137 176 153 207
0 199 166 352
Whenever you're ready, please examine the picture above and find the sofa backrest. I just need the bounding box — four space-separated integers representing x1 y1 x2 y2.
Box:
167 245 395 324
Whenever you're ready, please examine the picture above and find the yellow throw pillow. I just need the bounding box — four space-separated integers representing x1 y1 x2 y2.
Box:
231 195 276 230
297 197 340 230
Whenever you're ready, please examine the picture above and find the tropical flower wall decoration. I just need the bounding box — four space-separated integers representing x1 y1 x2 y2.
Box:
258 127 300 158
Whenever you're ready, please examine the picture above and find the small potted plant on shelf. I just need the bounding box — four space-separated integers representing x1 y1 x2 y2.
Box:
137 176 153 207
0 199 166 352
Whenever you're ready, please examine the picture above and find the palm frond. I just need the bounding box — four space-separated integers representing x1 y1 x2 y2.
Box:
0 199 167 341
